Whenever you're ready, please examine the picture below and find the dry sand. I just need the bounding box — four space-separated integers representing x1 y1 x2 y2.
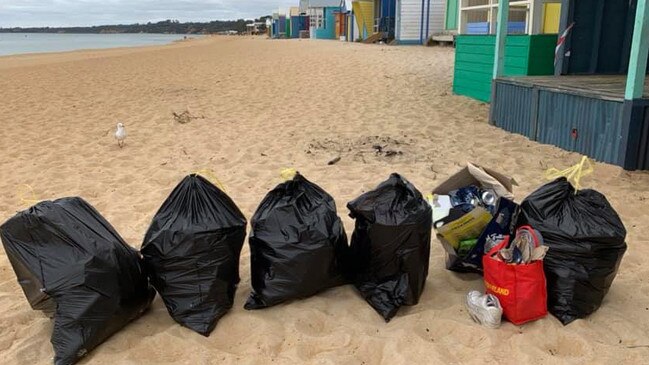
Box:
0 36 648 364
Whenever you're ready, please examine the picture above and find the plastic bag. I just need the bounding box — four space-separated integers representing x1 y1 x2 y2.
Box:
245 173 348 309
347 173 432 321
0 197 155 365
519 178 627 325
483 228 548 325
141 174 246 336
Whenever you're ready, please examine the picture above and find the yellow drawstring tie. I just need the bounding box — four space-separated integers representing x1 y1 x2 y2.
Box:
194 169 226 192
280 168 297 181
17 184 39 207
544 156 594 191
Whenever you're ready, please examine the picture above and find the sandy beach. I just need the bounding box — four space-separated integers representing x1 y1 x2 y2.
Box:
0 36 648 364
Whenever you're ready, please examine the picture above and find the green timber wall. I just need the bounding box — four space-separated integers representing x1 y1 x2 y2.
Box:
453 34 557 102
445 0 458 31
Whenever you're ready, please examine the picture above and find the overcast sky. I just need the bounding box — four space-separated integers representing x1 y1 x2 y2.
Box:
0 0 342 28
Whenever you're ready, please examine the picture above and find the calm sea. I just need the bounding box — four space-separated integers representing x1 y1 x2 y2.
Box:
0 33 195 56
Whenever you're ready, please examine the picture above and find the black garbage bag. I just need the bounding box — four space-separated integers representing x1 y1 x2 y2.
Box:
245 173 348 309
347 173 432 322
141 174 246 336
0 197 155 365
519 178 627 325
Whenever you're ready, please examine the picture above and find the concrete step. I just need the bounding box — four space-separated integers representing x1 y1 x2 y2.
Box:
431 34 455 43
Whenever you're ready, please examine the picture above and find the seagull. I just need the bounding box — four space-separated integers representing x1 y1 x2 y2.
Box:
115 122 127 148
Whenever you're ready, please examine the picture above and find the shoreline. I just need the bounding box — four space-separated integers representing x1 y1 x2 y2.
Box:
0 34 219 66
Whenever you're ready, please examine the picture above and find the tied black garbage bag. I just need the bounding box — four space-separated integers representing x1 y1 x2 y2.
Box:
142 174 246 336
245 173 348 309
0 197 155 365
347 174 432 322
519 178 627 325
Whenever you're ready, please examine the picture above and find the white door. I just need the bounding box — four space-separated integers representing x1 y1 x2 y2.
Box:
397 0 424 43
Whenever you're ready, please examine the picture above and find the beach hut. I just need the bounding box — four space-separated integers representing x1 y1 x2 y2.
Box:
335 9 347 40
452 1 561 102
270 9 288 38
290 13 310 39
288 7 299 38
279 12 288 38
349 0 396 42
308 0 345 40
488 0 649 170
246 22 265 35
376 0 397 40
271 12 280 38
352 1 375 40
345 9 362 41
349 0 390 42
394 0 446 45
286 14 291 38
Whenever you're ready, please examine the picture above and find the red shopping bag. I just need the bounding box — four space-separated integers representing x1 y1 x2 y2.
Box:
482 228 547 325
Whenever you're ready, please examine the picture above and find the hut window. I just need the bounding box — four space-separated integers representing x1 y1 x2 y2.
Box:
309 8 325 29
459 0 538 35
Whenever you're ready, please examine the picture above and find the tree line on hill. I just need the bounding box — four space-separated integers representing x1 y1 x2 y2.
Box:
0 18 270 34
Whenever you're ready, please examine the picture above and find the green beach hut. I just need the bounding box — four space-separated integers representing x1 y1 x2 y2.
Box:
452 0 561 102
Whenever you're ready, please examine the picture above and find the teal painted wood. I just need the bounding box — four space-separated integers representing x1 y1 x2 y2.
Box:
537 91 625 165
314 7 338 39
493 0 510 79
453 84 492 102
626 0 649 99
492 82 535 137
445 0 458 30
454 35 533 102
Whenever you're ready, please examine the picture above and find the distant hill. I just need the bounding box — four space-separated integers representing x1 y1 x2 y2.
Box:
0 18 270 34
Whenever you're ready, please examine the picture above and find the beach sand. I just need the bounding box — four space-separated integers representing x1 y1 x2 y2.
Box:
0 36 648 364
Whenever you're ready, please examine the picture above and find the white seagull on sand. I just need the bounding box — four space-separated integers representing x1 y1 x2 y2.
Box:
115 122 127 148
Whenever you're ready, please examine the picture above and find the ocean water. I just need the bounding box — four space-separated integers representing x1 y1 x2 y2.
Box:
0 33 195 56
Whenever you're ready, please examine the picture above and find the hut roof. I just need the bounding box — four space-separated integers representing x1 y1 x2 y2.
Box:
307 0 342 8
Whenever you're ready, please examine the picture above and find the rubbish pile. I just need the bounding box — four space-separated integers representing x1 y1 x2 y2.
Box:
450 162 627 328
0 160 630 363
431 163 516 273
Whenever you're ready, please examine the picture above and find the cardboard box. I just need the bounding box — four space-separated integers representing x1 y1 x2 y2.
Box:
432 162 516 199
433 163 516 259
